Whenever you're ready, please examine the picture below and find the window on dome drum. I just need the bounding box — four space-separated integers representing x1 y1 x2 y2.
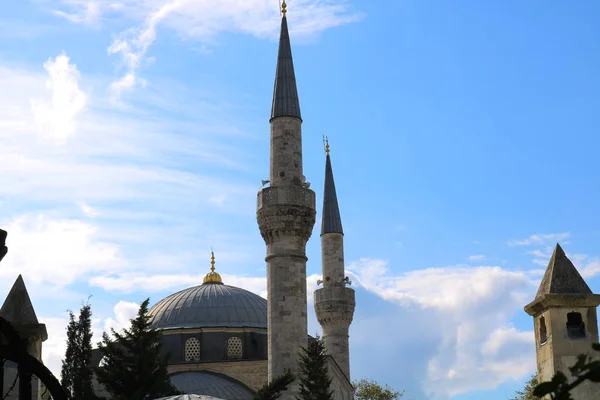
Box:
566 312 586 339
227 337 243 360
539 316 548 345
185 337 201 361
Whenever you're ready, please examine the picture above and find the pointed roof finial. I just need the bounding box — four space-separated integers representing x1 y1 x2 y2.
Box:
203 249 223 284
210 249 216 272
281 1 287 16
323 135 330 155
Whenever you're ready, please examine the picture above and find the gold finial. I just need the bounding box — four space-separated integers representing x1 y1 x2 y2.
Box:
203 249 223 284
281 1 287 16
323 135 330 154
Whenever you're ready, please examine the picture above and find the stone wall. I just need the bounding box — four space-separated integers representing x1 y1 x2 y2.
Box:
168 360 268 392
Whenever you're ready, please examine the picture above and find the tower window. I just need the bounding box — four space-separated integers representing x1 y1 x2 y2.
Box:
227 337 243 360
184 337 201 361
566 312 586 339
539 316 548 345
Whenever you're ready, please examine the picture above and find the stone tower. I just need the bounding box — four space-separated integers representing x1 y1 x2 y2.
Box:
524 243 600 400
1 275 48 400
314 142 355 381
256 4 316 394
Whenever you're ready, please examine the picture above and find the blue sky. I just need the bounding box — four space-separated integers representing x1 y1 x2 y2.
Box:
1 1 599 399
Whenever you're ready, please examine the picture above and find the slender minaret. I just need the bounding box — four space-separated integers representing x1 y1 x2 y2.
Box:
256 1 316 392
314 138 355 381
524 244 600 400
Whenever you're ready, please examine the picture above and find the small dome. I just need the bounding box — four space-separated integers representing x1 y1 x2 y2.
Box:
149 283 267 329
169 371 254 400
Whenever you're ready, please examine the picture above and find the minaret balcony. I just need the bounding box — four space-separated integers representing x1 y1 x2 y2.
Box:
314 287 356 324
257 185 315 211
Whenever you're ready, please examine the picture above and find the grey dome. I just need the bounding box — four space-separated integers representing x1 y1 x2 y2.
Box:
149 283 267 329
169 371 254 400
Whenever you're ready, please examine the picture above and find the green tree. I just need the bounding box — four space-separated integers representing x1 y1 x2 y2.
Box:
353 378 403 400
95 298 179 400
510 374 540 400
297 336 333 400
60 302 100 400
254 372 295 400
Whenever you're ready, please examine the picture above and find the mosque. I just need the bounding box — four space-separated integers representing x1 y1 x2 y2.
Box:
0 3 599 400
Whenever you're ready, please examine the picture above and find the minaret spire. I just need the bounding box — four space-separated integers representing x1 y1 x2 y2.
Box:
271 3 301 121
321 137 343 235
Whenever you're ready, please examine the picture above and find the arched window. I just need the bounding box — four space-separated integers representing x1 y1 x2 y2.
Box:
185 337 201 361
539 316 548 345
566 312 586 339
227 337 243 360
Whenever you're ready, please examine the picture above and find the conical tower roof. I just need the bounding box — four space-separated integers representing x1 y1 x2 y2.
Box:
270 14 301 121
534 243 592 299
0 274 39 324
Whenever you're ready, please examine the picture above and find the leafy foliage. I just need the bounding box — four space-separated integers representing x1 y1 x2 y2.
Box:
353 378 404 400
297 336 333 400
95 298 180 400
533 342 600 400
254 372 295 400
60 302 100 400
510 374 540 400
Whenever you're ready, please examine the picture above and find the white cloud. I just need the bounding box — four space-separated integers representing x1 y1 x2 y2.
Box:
507 232 570 247
103 300 140 333
30 54 86 143
53 1 102 24
468 254 485 261
79 201 100 218
348 258 536 399
38 316 70 378
0 214 123 289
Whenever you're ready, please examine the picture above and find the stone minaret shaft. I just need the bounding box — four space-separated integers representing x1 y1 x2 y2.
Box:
256 12 316 389
314 147 355 381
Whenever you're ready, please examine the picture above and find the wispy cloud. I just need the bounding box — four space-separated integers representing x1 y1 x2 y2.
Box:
468 254 485 261
54 0 363 97
507 232 570 247
0 53 262 302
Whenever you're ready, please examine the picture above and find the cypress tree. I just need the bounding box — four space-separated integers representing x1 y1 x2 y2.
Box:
60 302 100 400
296 336 333 400
95 298 179 400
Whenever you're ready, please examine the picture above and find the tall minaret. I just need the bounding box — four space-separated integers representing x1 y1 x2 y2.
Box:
524 244 600 400
314 138 355 381
256 1 316 391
